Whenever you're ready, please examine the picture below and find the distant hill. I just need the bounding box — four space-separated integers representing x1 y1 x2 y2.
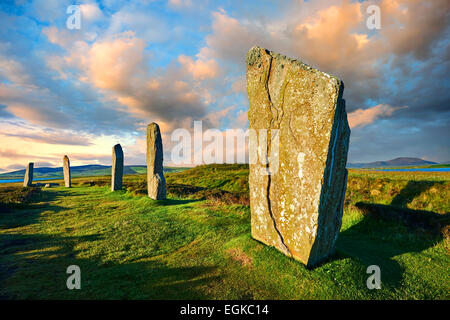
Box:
347 157 438 169
0 165 186 179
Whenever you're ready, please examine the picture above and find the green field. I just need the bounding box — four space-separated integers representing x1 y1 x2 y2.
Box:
0 164 448 299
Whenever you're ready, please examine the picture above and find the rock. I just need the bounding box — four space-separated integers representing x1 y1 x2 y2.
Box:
44 182 59 188
44 183 59 188
23 162 33 187
63 155 71 188
246 47 350 267
147 122 166 200
111 144 124 191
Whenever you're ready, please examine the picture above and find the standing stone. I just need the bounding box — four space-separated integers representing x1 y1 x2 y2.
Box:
111 144 124 191
23 162 34 187
63 155 71 188
147 122 166 200
246 47 350 267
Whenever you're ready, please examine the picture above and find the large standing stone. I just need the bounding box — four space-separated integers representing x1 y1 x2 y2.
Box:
63 155 71 188
246 47 350 267
147 122 166 200
23 162 34 187
111 144 124 191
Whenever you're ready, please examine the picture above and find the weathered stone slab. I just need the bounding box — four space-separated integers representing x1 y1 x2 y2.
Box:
63 155 71 188
23 162 33 187
147 122 166 200
111 144 124 191
246 46 350 267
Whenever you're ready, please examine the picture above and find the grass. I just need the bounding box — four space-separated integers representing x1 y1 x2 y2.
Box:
372 163 450 169
347 170 449 213
0 165 448 299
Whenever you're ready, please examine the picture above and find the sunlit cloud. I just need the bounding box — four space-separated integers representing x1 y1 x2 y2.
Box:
348 104 407 129
178 55 220 80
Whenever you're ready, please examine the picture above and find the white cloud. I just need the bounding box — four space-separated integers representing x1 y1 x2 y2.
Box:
348 104 407 129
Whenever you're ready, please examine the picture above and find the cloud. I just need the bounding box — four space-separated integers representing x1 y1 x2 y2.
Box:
379 0 450 60
201 1 450 110
80 2 104 22
0 148 56 161
28 0 71 23
231 77 246 93
348 104 407 129
0 79 137 134
86 34 146 91
107 4 175 43
203 10 259 64
0 55 31 85
348 114 450 163
204 105 235 127
178 55 220 80
168 0 192 8
42 26 80 48
292 1 367 69
58 152 111 164
0 104 14 118
3 131 93 146
235 110 248 127
0 84 73 126
50 31 214 130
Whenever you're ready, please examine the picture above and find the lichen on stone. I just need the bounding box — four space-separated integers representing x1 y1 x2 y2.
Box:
247 46 350 268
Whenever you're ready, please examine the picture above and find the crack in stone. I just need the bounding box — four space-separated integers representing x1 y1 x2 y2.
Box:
266 171 292 257
264 53 292 257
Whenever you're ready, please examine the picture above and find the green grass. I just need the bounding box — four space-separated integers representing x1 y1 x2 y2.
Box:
350 163 450 170
166 164 250 193
347 171 449 213
428 164 450 169
0 165 448 299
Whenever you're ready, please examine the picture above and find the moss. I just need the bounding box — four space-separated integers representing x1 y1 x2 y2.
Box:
246 46 262 66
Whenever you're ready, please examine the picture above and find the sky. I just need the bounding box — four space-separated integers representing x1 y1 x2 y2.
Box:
0 0 449 172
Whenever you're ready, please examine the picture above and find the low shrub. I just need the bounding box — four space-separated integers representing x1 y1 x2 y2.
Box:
0 186 43 212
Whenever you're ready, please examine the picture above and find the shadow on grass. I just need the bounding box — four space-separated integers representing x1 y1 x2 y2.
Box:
0 231 218 299
390 180 443 207
355 202 449 235
0 188 67 229
160 198 202 206
336 213 443 290
336 180 447 290
0 189 218 299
